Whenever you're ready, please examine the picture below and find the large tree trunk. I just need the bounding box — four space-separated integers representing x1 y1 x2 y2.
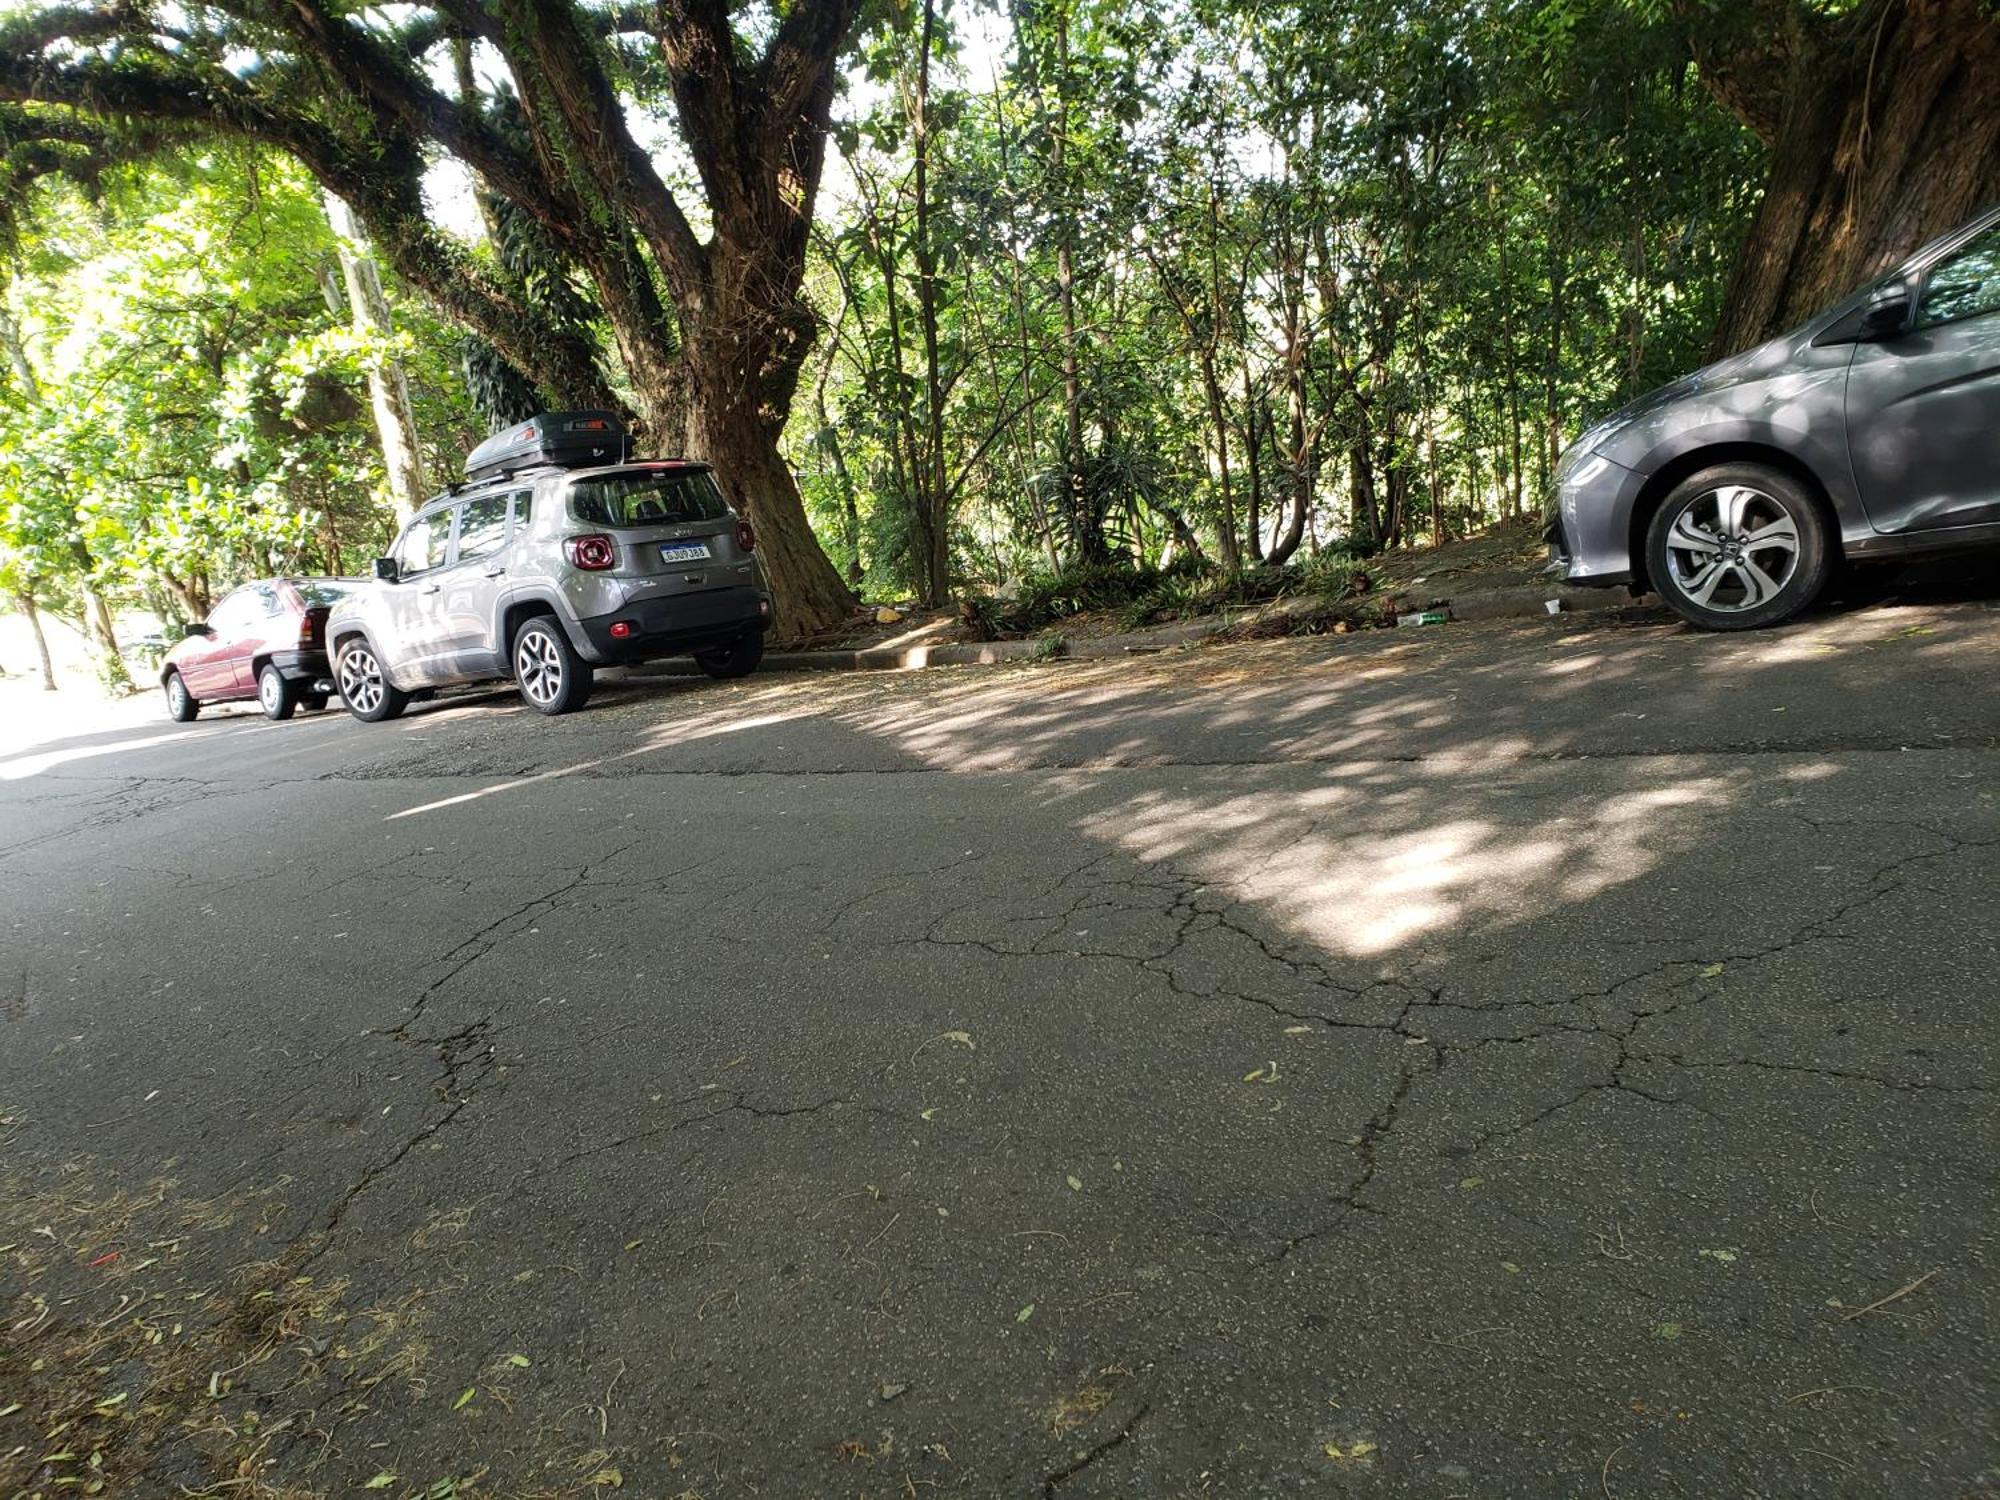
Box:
1199 352 1242 575
682 309 855 642
1699 0 2000 356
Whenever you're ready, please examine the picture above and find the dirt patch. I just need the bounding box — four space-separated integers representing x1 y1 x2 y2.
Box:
1365 517 1550 595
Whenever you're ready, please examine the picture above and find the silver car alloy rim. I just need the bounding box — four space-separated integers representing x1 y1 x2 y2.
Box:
260 670 281 713
1663 485 1801 613
169 676 187 714
339 647 384 715
516 629 562 706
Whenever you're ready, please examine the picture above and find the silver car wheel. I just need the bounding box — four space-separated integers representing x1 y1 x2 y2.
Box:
168 675 188 714
338 646 385 716
259 669 282 714
515 628 563 707
1663 485 1801 613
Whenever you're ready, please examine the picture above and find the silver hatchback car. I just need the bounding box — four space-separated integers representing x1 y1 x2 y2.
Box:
329 414 773 719
1549 204 2000 630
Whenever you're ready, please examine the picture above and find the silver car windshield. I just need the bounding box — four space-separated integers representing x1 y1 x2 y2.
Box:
569 470 729 528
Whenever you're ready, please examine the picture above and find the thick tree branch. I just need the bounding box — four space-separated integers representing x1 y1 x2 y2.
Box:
0 42 614 409
757 0 866 156
245 0 560 234
1670 0 1818 144
653 0 751 218
489 0 707 294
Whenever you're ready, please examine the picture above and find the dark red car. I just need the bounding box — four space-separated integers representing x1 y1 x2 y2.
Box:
161 578 351 722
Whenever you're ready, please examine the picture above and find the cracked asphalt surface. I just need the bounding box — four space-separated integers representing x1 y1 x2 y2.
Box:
2 589 1996 1499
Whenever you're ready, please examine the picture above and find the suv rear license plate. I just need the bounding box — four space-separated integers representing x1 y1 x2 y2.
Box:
658 541 713 564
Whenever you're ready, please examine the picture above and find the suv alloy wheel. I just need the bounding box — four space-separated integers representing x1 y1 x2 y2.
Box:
512 616 593 715
337 639 411 722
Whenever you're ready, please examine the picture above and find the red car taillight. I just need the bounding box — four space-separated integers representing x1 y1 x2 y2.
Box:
300 608 329 648
734 518 756 552
566 534 617 571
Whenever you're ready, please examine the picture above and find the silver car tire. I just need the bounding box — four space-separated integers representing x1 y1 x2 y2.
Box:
336 639 410 723
512 617 594 716
1645 464 1831 632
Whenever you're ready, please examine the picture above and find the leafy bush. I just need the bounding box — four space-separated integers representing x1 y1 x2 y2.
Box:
1003 560 1164 631
1117 573 1213 629
1295 549 1364 600
1003 545 1372 634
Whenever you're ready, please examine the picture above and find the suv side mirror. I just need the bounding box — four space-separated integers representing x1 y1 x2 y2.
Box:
1820 283 1912 346
1856 286 1912 341
373 556 400 582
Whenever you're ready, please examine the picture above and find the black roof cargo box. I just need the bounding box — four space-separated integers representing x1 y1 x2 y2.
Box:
465 411 627 481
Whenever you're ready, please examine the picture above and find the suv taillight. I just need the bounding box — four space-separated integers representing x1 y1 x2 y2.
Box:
734 518 756 553
566 534 617 571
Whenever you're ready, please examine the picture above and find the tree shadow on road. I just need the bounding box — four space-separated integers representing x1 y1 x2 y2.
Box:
0 595 1993 1499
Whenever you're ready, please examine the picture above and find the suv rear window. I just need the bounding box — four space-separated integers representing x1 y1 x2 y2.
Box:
569 470 729 528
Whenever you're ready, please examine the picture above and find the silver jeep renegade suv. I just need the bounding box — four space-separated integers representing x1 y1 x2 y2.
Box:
329 414 773 719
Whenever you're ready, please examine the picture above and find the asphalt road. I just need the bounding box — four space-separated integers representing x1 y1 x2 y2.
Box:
2 589 1995 1500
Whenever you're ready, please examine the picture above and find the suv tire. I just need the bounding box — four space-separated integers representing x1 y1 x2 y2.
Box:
165 670 199 722
337 639 410 722
513 616 593 715
1645 463 1831 631
695 632 765 680
257 663 297 721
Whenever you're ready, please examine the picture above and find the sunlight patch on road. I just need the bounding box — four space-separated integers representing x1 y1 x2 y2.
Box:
0 726 228 781
1069 773 1728 958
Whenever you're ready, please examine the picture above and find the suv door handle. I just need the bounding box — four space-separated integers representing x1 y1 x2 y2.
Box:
484 567 506 578
421 584 441 595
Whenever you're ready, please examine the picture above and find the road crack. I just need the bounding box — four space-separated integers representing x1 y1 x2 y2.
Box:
1044 1402 1151 1497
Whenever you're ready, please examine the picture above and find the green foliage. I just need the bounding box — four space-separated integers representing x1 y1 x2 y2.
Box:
0 150 480 674
1293 548 1367 601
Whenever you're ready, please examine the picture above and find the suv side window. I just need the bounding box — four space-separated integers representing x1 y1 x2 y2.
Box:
395 511 453 576
1916 226 2000 330
456 493 511 564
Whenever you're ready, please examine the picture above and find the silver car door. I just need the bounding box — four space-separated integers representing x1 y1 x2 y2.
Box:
434 491 514 678
1844 221 2000 534
385 508 457 685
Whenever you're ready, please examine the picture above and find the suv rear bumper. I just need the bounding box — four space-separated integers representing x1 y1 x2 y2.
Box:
574 586 772 663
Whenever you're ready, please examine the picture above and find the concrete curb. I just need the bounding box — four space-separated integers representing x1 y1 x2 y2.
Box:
622 583 1656 678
